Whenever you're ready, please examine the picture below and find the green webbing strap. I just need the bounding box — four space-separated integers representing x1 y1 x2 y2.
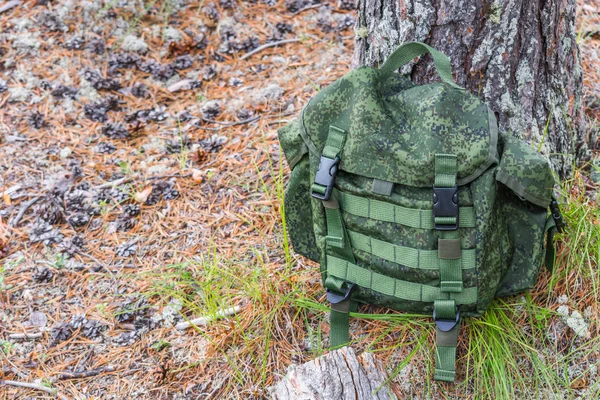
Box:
325 274 354 349
347 230 476 271
544 216 557 273
326 255 478 304
434 154 463 293
336 190 476 229
323 198 344 249
316 126 356 350
434 154 458 188
330 309 350 348
433 299 460 382
434 154 458 227
379 42 462 89
311 126 346 196
322 126 346 159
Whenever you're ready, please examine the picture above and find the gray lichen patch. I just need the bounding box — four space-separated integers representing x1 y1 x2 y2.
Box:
11 32 41 54
8 87 31 103
556 304 591 338
163 26 184 42
120 35 148 53
11 18 34 32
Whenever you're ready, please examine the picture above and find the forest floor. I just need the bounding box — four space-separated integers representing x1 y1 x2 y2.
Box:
0 1 599 399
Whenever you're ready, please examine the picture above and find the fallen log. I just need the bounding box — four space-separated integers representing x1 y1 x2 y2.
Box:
270 347 397 400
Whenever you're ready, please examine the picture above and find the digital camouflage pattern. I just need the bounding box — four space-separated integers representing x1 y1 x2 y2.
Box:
277 46 557 319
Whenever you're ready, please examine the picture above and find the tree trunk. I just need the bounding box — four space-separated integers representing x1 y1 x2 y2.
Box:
353 0 588 177
269 347 397 400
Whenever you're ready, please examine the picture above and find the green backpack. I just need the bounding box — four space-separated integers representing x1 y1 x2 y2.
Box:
277 42 565 382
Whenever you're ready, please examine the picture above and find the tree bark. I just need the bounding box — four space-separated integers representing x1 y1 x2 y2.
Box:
353 0 588 177
269 347 397 400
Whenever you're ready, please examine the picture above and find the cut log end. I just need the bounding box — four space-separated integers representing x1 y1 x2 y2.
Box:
269 347 397 400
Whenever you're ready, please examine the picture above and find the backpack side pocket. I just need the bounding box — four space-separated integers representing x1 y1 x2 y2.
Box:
279 121 319 262
495 134 555 296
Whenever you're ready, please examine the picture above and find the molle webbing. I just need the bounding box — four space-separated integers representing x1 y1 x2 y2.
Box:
336 190 476 229
326 255 477 305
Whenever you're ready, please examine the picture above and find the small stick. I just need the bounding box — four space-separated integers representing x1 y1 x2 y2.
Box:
57 366 115 380
118 323 136 331
1 184 23 197
290 4 322 16
175 306 241 331
75 250 119 291
0 1 21 14
240 39 300 60
94 173 192 190
94 177 133 190
1 380 57 396
200 115 261 127
8 332 43 340
8 196 41 227
167 79 192 93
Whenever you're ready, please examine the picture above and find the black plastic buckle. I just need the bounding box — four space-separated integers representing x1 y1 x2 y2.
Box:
550 199 566 233
433 185 459 231
326 283 356 305
311 156 341 201
433 307 460 332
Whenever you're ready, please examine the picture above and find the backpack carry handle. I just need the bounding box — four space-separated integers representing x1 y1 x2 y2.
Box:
379 41 462 89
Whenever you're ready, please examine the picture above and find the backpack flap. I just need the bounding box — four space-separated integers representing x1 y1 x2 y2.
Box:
495 134 555 208
300 67 498 188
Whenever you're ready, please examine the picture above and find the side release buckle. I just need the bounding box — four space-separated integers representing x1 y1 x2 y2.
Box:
433 306 460 332
311 156 341 201
433 185 459 231
326 283 356 305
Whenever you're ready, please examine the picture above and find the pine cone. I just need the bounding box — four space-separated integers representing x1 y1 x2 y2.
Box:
50 322 73 345
113 330 143 346
36 201 63 225
122 204 140 218
82 320 106 339
70 314 88 329
32 267 54 283
68 213 90 227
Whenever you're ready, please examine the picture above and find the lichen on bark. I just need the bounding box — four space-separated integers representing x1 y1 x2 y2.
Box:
353 0 588 177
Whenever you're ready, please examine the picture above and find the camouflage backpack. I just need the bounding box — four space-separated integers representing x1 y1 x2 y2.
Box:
277 42 565 382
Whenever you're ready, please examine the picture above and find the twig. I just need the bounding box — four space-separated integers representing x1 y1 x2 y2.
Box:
240 39 300 60
8 196 41 227
58 365 115 380
74 348 94 374
0 1 21 14
289 4 321 16
147 172 192 180
1 184 22 197
94 177 133 190
94 173 192 190
8 332 43 340
76 250 120 294
195 116 261 132
1 380 57 396
167 79 192 93
175 306 241 331
199 115 261 127
118 323 136 331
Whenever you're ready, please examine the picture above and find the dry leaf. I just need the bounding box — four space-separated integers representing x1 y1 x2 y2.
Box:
3 194 11 205
190 148 209 165
134 186 153 203
192 169 203 184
